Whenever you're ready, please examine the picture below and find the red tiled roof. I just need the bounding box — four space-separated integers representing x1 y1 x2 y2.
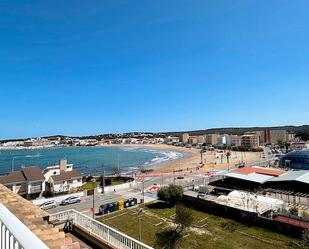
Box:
232 166 285 177
21 166 44 181
0 171 26 184
274 215 309 229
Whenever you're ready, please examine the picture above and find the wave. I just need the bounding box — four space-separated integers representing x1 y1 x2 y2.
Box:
143 150 185 167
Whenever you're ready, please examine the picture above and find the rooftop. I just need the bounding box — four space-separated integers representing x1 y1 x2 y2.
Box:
281 150 309 159
50 169 81 182
0 184 79 248
267 170 309 184
21 166 45 181
224 172 274 184
232 166 286 177
0 171 25 184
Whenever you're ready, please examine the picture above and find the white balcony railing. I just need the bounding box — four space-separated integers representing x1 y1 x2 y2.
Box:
0 203 49 249
49 209 153 249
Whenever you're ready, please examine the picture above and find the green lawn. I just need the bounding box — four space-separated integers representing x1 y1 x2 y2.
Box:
82 179 127 190
96 201 302 249
82 181 101 190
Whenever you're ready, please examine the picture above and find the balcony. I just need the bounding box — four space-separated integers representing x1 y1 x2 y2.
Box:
49 209 153 249
29 185 42 194
0 203 49 249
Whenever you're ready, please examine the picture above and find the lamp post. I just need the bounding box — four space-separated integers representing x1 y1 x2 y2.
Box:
86 166 96 219
137 208 143 242
92 177 95 219
11 154 41 172
101 163 105 194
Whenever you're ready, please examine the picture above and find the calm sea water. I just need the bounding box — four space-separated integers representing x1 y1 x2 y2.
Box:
0 146 185 175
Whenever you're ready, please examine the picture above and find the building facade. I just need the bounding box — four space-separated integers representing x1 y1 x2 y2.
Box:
179 133 189 144
241 134 260 149
206 134 218 145
44 159 82 194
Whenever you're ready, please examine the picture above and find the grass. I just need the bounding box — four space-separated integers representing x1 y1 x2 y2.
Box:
96 201 302 249
82 179 127 190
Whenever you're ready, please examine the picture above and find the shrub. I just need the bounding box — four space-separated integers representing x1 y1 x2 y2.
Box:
157 185 183 205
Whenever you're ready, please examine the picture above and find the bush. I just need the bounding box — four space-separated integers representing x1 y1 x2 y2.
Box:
157 185 183 205
289 206 298 216
99 177 112 186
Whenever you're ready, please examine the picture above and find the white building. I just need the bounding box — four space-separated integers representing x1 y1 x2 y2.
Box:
229 135 242 146
197 135 206 145
44 159 82 194
290 142 309 150
217 134 230 147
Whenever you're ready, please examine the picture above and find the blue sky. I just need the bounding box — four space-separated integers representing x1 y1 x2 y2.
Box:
1 0 309 139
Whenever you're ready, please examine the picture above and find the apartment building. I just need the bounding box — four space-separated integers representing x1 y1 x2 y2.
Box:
206 133 218 145
241 134 260 149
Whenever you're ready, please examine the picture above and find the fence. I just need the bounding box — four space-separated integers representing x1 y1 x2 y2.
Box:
49 209 153 249
0 203 49 249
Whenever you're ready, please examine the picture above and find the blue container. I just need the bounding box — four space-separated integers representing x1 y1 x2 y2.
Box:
99 204 109 214
108 203 114 212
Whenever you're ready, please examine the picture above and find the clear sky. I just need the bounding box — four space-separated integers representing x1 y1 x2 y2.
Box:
1 0 309 139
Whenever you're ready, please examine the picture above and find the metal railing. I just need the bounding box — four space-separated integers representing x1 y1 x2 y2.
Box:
0 203 49 249
49 209 153 249
30 186 42 193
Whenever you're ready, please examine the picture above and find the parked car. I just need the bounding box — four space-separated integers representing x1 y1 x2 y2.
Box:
39 200 57 210
60 196 81 205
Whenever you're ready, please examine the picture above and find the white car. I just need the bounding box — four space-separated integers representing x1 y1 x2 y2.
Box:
60 196 81 205
39 200 57 210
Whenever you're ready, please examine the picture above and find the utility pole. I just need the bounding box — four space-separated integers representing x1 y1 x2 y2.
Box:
161 170 163 186
102 163 105 194
142 176 145 203
173 165 175 185
138 208 143 242
11 157 15 172
92 168 96 219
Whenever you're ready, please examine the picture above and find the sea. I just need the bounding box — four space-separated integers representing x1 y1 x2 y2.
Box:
0 146 186 175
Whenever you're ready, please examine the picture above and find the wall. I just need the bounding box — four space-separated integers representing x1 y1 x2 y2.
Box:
98 180 136 193
32 192 84 206
53 178 82 193
183 194 304 238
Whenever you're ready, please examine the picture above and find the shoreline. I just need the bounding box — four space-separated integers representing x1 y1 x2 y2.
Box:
101 144 263 173
99 143 199 173
0 144 263 174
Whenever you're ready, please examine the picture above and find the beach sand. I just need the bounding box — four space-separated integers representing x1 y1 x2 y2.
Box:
101 144 262 173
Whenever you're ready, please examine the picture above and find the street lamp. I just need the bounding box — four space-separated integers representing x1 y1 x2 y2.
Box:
86 166 96 219
101 163 105 194
11 154 41 172
137 208 143 242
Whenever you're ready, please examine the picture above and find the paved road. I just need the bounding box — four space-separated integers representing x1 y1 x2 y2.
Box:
47 155 275 217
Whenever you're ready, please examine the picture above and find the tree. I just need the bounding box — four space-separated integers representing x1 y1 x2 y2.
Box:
302 229 309 249
284 142 290 153
157 185 183 205
174 204 194 234
289 206 298 215
277 139 284 149
226 151 231 163
155 204 194 249
113 165 121 177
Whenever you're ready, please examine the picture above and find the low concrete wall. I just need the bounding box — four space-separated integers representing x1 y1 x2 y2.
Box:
98 180 136 193
32 192 84 206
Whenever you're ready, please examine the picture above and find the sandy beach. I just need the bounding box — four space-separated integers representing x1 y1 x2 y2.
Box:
101 144 262 173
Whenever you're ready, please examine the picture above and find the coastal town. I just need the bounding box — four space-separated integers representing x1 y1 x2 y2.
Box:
0 126 309 248
1 1 309 249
